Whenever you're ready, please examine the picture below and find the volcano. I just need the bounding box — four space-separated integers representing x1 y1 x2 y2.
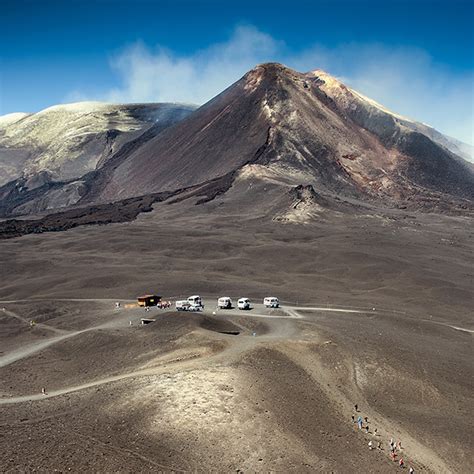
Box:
0 102 196 216
83 63 473 207
0 63 473 228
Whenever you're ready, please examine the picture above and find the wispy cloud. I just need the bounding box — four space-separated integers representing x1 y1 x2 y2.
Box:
68 25 474 145
293 44 474 147
103 25 281 105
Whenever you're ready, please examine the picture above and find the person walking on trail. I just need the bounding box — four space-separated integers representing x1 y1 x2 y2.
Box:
354 404 358 412
364 416 368 423
351 415 355 423
398 440 402 450
374 428 378 436
377 441 382 450
41 387 46 395
368 441 373 450
409 467 414 474
357 416 363 430
399 458 404 468
365 426 369 434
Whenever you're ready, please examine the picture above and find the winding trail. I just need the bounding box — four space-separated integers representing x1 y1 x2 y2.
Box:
422 318 474 334
1 298 460 387
0 331 87 369
286 305 372 314
0 297 460 472
0 298 135 304
0 308 290 405
0 307 120 370
0 300 378 405
1 308 68 335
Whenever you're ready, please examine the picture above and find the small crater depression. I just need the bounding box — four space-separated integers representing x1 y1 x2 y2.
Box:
199 316 241 335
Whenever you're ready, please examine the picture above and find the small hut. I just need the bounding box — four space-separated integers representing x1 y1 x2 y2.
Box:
137 294 161 307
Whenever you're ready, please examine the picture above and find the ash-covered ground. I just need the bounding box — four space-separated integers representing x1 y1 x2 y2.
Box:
0 200 472 472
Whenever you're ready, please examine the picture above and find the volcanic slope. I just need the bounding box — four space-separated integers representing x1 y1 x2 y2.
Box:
0 102 196 215
87 63 473 211
1 63 473 226
310 69 474 163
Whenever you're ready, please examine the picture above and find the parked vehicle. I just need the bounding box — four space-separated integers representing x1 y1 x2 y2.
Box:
237 298 251 310
218 297 232 309
175 300 191 311
187 295 203 308
263 297 279 308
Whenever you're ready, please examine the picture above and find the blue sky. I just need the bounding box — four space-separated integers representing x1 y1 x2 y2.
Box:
1 0 473 143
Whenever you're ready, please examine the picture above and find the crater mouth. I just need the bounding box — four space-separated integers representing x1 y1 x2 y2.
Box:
198 316 241 335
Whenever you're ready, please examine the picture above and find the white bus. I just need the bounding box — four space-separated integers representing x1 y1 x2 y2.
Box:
217 297 232 309
175 300 191 311
263 297 279 308
237 298 251 310
187 295 203 308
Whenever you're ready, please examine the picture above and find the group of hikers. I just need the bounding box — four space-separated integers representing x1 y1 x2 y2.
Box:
143 301 172 311
115 301 172 311
352 404 414 472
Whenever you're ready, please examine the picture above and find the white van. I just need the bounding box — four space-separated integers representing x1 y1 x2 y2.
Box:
187 295 203 308
176 300 191 311
237 298 251 310
217 297 232 309
263 297 279 308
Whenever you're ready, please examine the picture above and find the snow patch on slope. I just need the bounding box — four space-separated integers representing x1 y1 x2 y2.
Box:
310 69 473 163
0 102 196 186
0 113 30 126
36 101 116 115
309 69 413 123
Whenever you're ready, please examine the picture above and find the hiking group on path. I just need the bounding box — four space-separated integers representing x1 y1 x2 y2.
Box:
352 403 415 471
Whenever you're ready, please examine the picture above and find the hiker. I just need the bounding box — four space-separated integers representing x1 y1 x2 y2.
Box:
129 320 132 326
409 468 414 474
364 416 368 423
351 415 355 423
365 426 369 434
41 387 46 395
374 428 378 436
390 438 395 448
357 416 363 429
377 441 382 450
399 458 404 468
354 404 358 412
398 440 402 450
368 441 373 450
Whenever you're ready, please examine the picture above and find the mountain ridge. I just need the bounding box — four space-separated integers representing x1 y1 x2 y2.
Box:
0 101 197 186
308 69 474 163
0 63 472 222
